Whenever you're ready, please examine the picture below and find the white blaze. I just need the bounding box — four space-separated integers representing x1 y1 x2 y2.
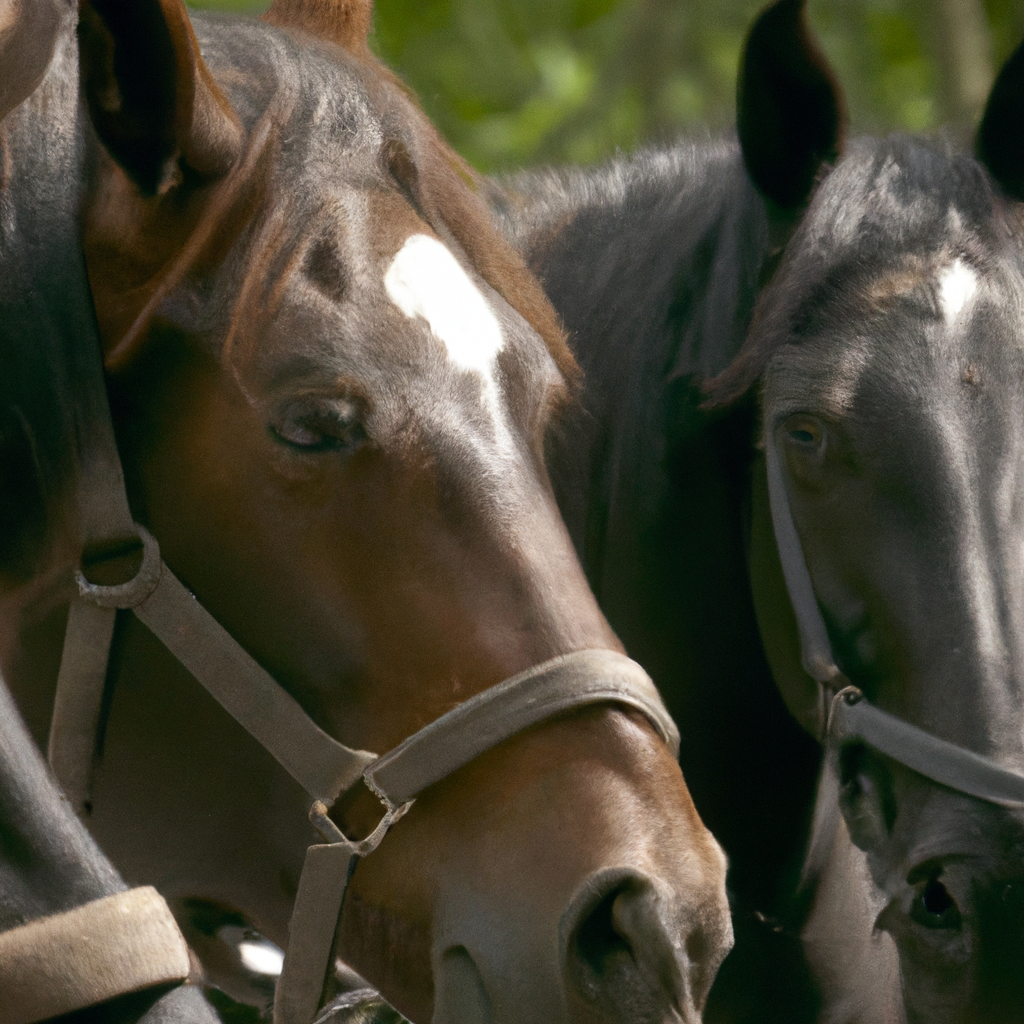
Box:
385 234 505 374
385 234 515 464
938 259 978 321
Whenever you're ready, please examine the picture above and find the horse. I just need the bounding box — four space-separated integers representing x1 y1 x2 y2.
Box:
0 6 225 1020
0 0 734 1021
0 673 233 1024
494 0 1024 1019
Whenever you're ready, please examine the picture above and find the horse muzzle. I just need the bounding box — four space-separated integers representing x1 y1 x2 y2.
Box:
429 864 731 1024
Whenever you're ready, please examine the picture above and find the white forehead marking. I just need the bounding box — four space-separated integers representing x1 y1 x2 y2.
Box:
938 259 978 322
385 233 515 464
384 234 505 373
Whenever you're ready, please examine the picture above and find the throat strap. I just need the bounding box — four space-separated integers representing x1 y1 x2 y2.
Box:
0 887 190 1024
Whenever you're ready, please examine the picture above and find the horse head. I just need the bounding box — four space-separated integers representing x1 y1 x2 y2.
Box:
56 0 733 1020
711 2 1024 1018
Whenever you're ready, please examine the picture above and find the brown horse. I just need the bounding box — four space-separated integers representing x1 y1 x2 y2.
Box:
1 0 732 1021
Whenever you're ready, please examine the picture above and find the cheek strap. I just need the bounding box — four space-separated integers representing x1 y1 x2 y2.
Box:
765 435 1024 810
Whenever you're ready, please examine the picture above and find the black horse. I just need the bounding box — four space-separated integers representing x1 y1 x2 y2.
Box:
496 1 1024 1020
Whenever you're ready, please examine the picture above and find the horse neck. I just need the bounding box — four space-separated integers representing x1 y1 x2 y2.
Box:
0 17 99 587
0 676 122 929
502 141 770 564
0 5 116 819
502 140 769 380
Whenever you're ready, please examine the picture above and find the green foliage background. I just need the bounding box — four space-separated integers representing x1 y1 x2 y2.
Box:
192 0 1024 173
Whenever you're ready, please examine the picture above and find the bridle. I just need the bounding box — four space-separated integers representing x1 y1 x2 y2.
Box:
765 435 1024 810
15 322 680 1024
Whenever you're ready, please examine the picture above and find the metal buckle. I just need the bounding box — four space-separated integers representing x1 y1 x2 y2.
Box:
308 793 414 858
821 681 862 737
76 525 163 609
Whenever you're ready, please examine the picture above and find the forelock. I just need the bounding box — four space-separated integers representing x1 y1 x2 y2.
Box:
703 136 1016 407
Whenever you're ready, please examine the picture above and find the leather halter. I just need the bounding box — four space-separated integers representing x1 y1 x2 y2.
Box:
46 342 680 1024
0 887 191 1024
765 437 1024 810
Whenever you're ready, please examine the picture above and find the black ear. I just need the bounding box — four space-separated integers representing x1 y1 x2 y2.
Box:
737 0 846 211
977 35 1024 201
78 0 243 195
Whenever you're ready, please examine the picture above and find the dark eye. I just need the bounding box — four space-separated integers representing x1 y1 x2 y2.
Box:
785 415 824 448
269 400 366 454
910 875 962 930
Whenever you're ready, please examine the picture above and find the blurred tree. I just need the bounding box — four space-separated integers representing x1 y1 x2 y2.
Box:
191 0 1021 171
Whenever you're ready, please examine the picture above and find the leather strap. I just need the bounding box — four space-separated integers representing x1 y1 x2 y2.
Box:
47 599 117 813
274 844 357 1024
764 441 840 695
366 648 679 807
766 433 1024 809
828 687 1024 809
273 648 671 1024
57 526 377 807
0 887 190 1024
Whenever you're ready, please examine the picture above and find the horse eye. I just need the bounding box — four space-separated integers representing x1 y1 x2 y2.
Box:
910 876 962 930
784 415 824 448
269 402 366 454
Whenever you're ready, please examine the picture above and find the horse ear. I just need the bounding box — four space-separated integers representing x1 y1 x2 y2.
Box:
263 0 373 55
737 0 846 211
977 35 1024 201
78 0 243 195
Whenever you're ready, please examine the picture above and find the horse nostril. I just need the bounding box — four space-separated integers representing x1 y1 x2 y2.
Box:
572 884 633 991
562 869 698 1022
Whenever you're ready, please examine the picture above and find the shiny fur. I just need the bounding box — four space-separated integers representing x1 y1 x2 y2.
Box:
496 4 1024 1021
0 2 733 1021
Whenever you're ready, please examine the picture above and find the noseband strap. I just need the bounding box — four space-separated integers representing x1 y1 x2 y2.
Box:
765 440 1024 809
366 648 679 807
276 647 674 1024
828 687 1024 809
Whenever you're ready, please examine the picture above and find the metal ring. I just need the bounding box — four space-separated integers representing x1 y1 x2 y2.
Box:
76 525 163 609
823 684 864 741
308 797 414 858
